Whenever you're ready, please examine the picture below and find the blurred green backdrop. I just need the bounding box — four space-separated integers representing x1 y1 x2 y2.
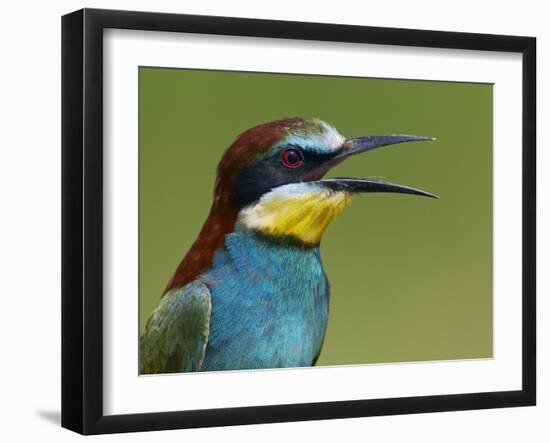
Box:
139 67 493 366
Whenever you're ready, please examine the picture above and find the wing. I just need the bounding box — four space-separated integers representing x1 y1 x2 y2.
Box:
140 281 212 374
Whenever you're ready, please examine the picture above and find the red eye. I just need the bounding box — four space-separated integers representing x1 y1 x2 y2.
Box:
281 148 303 168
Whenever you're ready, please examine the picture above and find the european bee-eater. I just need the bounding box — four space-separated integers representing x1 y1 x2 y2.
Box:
140 117 436 374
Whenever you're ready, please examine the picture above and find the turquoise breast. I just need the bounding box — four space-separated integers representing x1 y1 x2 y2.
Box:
200 227 329 371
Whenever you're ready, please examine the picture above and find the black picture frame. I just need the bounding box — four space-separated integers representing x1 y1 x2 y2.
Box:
61 8 536 435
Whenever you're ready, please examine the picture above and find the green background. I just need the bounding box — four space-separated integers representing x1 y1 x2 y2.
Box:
139 67 493 366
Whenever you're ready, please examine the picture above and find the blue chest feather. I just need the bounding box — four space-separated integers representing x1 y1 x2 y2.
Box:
200 228 329 371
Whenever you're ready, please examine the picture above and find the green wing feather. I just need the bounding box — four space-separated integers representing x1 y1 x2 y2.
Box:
140 281 211 374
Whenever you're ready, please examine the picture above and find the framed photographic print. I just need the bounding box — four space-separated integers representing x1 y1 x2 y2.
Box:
61 8 536 435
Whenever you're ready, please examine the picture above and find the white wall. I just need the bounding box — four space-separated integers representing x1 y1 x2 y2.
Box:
0 0 545 441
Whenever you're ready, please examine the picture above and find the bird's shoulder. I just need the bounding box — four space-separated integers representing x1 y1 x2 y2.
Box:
140 281 211 374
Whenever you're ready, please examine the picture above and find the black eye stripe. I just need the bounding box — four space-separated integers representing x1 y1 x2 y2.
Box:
234 147 340 208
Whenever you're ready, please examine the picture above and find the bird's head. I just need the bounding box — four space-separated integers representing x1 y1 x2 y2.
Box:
165 117 436 293
215 117 436 246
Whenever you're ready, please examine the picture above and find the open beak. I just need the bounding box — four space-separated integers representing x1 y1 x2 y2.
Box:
319 134 438 199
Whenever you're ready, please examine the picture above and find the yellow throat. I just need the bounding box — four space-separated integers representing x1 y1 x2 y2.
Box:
238 183 352 245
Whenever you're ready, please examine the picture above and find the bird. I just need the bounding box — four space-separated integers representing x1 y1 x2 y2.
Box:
140 117 436 374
